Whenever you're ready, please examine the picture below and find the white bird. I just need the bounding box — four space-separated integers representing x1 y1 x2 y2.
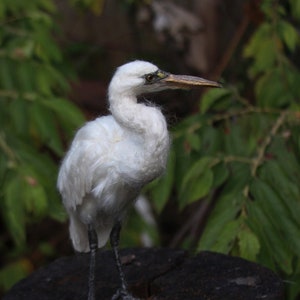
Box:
57 60 220 300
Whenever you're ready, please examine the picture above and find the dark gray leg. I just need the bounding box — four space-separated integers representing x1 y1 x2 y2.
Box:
88 224 97 300
110 221 140 300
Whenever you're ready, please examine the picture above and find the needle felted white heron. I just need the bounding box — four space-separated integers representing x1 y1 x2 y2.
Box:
57 60 220 300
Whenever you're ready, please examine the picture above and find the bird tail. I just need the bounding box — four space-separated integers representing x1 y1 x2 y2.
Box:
69 212 112 252
69 212 89 252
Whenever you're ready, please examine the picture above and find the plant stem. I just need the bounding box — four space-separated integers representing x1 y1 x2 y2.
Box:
0 132 18 164
251 110 288 176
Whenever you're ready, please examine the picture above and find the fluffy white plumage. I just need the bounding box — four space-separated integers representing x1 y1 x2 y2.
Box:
57 61 170 252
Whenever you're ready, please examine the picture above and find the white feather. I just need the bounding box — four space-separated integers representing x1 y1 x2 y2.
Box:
57 61 170 252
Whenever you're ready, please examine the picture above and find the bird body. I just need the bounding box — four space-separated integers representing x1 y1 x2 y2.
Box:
58 62 170 252
57 60 220 299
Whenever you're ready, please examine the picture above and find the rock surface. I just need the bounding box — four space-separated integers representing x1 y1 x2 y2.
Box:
4 248 284 300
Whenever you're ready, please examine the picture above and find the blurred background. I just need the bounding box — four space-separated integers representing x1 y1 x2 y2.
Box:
1 0 300 299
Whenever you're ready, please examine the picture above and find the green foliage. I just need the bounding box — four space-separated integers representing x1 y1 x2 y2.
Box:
0 0 84 292
178 156 215 208
146 149 175 213
1 0 300 298
148 1 300 298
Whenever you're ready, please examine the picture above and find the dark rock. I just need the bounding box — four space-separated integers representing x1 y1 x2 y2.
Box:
4 248 284 300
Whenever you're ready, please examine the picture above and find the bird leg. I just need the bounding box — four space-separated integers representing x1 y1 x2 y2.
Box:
87 223 98 300
110 221 139 300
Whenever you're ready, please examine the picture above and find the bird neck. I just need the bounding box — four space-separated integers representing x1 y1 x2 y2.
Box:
109 93 170 182
109 95 168 141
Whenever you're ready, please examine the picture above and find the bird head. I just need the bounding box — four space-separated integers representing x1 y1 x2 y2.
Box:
108 60 221 101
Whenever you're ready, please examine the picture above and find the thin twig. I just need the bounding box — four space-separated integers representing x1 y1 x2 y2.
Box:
0 90 37 101
208 106 281 125
173 106 282 139
210 10 250 80
0 132 18 163
251 110 288 176
223 155 253 164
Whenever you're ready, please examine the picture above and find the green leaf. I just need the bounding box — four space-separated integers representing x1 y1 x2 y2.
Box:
250 178 300 246
238 226 260 261
210 219 241 253
35 65 52 95
212 162 229 188
289 0 300 19
185 169 213 205
278 20 299 52
40 98 85 134
199 212 241 253
173 114 203 136
198 193 244 252
147 149 175 213
250 178 300 265
16 61 35 92
0 57 14 89
10 136 58 193
244 24 277 77
269 136 300 184
20 167 48 217
224 123 252 156
179 157 215 207
3 176 26 245
199 125 222 155
25 182 48 217
185 132 201 152
200 88 233 114
221 162 251 195
8 97 29 137
8 137 65 221
247 199 294 274
39 0 56 13
33 27 62 63
30 101 63 155
259 160 300 225
0 153 7 184
255 68 294 108
47 192 66 222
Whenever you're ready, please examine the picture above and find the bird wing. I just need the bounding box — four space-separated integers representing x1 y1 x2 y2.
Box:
57 116 122 212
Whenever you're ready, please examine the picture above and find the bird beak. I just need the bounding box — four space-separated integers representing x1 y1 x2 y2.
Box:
162 73 221 89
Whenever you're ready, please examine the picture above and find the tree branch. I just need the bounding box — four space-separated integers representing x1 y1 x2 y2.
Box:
251 110 288 176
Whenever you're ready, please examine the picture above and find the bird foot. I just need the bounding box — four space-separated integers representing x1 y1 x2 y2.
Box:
111 288 140 300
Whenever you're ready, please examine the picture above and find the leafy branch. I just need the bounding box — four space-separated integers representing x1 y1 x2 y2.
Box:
0 0 85 292
0 90 38 101
0 132 18 164
149 2 300 298
251 110 288 176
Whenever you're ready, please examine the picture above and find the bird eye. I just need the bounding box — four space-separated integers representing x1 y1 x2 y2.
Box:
145 73 158 83
145 74 155 83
